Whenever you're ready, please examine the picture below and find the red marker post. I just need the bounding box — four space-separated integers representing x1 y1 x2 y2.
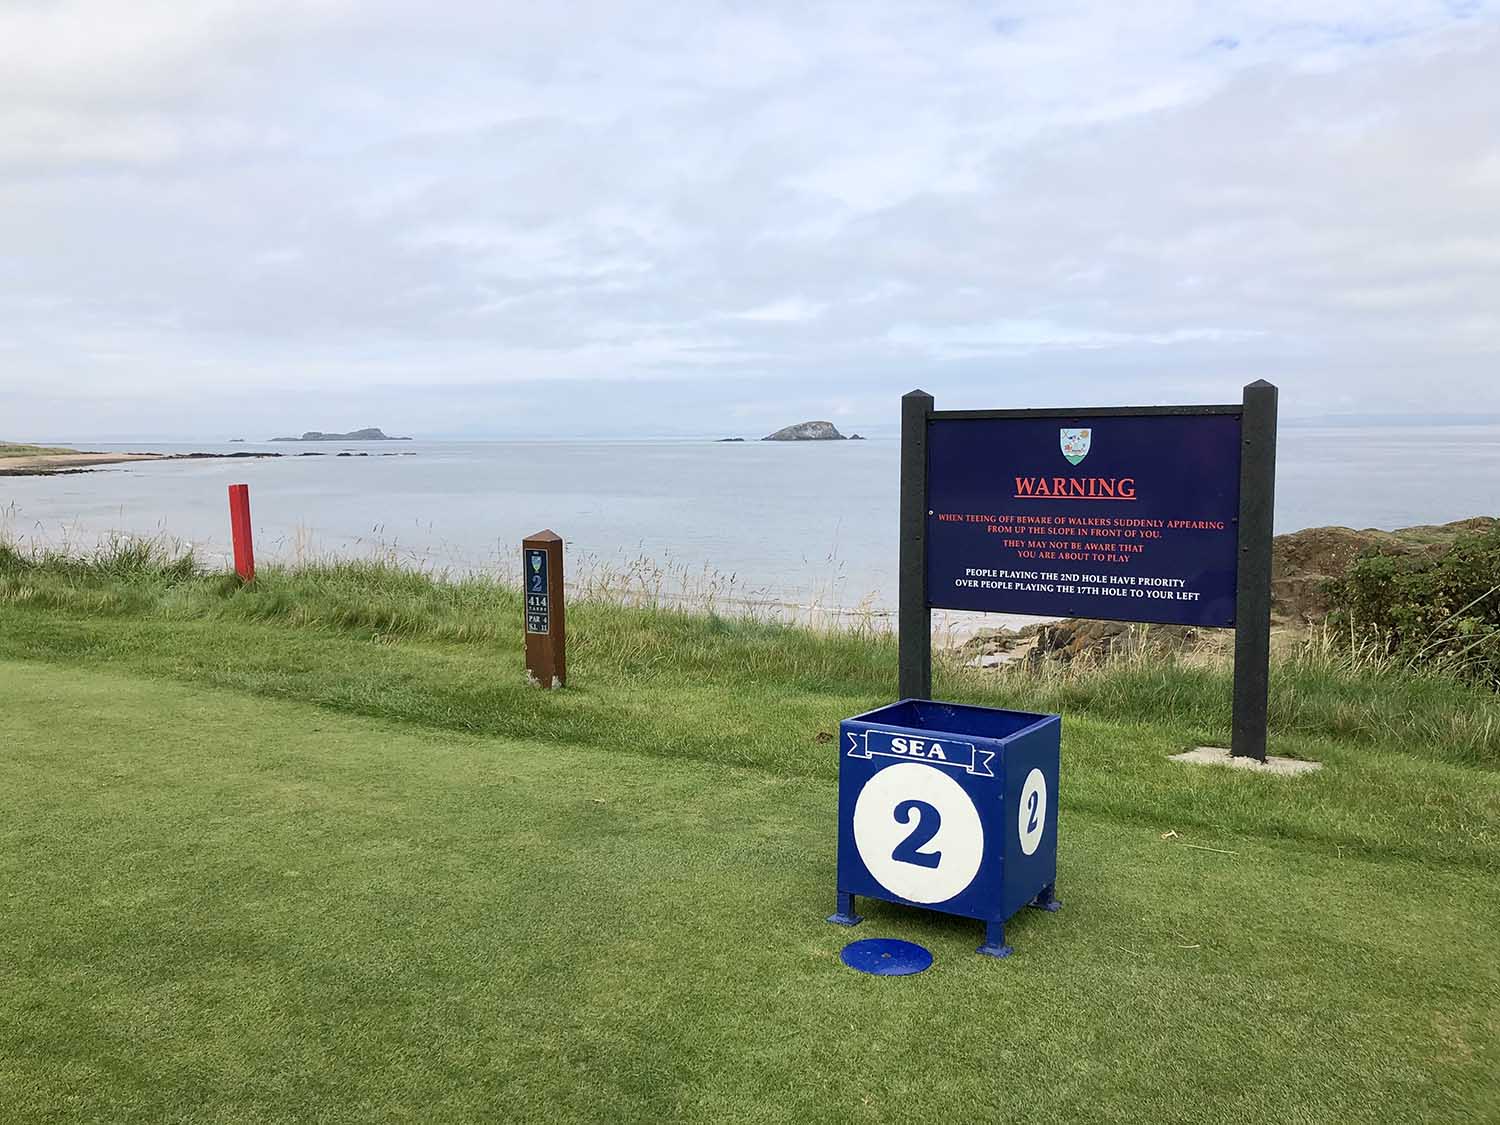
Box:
228 484 255 582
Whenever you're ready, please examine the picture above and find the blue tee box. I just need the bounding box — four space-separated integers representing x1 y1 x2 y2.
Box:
831 699 1061 958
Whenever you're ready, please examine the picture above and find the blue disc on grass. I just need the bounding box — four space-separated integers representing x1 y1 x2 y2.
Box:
840 938 933 976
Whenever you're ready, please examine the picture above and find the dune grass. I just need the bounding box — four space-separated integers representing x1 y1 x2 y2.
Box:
1 542 1498 1121
0 442 77 456
4 538 1497 770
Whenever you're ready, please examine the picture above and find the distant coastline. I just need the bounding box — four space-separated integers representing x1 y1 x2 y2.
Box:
0 447 281 477
1283 413 1500 428
0 442 415 477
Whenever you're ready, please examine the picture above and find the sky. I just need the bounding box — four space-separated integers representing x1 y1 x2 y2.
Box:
1 1 1498 440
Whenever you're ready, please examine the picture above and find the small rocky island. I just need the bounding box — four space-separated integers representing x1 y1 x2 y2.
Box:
271 427 411 442
761 420 849 441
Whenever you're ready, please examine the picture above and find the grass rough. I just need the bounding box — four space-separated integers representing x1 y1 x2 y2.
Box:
1 546 1498 1122
0 442 77 456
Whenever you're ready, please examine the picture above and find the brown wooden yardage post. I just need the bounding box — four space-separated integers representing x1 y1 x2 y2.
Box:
523 530 566 688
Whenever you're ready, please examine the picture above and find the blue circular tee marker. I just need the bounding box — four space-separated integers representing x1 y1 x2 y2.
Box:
840 938 933 976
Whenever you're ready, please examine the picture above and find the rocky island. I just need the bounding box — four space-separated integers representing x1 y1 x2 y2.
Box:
271 427 411 442
761 420 847 441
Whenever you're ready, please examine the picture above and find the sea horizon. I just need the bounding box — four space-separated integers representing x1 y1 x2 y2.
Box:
5 424 1497 623
24 409 1500 446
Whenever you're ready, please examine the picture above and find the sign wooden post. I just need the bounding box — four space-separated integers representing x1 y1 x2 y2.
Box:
1231 380 1278 760
228 483 255 583
899 389 934 700
897 382 1277 761
523 530 566 689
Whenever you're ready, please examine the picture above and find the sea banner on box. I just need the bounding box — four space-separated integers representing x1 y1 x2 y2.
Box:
926 413 1242 627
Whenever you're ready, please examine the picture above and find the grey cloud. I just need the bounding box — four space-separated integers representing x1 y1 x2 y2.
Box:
1 2 1497 438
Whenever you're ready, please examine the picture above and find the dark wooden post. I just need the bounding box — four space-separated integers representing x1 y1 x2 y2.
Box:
228 484 255 583
899 389 933 700
1231 381 1278 760
523 530 566 689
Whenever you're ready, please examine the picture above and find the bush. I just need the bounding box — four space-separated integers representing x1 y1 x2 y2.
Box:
1330 525 1500 688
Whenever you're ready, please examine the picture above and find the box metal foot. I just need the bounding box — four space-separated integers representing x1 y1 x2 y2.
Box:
1028 883 1062 913
827 891 863 927
976 920 1013 958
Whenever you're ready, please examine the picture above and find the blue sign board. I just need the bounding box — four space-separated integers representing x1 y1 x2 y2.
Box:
832 699 1061 958
525 548 550 634
926 413 1241 627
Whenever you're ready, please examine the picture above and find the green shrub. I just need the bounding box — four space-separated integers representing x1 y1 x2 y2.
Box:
1330 525 1500 688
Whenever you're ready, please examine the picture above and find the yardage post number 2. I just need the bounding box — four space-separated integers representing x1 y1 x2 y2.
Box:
525 548 549 634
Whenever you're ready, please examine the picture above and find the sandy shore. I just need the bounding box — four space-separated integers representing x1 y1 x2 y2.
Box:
0 450 300 476
0 452 169 476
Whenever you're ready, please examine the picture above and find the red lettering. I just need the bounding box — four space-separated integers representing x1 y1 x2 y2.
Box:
1009 476 1138 501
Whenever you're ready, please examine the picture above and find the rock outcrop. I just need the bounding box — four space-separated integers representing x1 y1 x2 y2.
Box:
960 517 1498 667
962 619 1222 669
1271 517 1496 621
762 421 846 441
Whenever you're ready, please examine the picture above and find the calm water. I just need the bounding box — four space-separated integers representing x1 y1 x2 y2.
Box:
4 427 1497 616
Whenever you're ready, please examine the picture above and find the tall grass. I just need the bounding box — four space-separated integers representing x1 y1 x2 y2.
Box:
938 619 1500 767
2 531 1497 768
0 443 76 456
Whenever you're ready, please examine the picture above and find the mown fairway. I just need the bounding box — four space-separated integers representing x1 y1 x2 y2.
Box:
1 556 1497 1123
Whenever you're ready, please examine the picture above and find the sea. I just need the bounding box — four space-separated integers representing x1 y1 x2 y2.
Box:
3 426 1497 625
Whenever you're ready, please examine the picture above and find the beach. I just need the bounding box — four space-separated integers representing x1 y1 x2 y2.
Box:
0 450 168 475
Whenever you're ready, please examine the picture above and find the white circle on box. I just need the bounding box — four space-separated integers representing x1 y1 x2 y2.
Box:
852 762 984 904
1018 767 1047 856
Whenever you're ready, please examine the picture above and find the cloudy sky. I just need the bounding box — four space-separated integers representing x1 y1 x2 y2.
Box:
2 1 1498 439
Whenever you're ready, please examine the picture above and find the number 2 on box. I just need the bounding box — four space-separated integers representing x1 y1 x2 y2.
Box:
891 799 942 868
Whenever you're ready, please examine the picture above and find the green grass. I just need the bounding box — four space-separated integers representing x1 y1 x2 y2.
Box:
0 441 77 456
2 546 1498 1122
